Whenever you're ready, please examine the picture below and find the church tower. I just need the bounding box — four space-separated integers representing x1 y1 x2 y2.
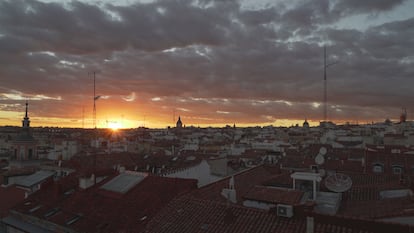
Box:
13 101 37 160
176 116 183 129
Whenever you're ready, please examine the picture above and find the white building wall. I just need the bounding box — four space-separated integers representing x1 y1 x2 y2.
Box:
243 200 275 210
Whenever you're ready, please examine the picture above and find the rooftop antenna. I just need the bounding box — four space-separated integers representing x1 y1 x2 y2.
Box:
325 173 352 193
82 106 85 129
323 46 338 123
92 72 101 129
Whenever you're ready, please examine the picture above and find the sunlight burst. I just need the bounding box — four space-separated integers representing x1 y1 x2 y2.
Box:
108 121 121 131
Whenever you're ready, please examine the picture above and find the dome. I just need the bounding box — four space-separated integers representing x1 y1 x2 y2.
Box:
176 116 183 128
303 119 309 128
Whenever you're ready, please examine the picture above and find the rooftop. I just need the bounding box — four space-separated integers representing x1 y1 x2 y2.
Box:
11 172 197 233
145 195 411 233
0 185 26 217
100 172 147 194
15 170 55 188
243 186 304 205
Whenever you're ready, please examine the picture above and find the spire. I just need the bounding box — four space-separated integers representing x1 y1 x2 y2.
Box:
176 116 183 128
25 101 28 118
22 101 30 128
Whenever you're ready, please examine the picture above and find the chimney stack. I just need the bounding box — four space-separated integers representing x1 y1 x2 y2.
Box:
306 216 314 233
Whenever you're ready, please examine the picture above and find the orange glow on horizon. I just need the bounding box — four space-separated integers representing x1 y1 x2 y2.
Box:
107 121 121 131
0 108 385 129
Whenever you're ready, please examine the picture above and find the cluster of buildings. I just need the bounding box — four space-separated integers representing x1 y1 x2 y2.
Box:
1 103 414 232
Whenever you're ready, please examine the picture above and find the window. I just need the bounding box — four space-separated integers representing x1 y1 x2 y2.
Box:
392 165 403 174
373 163 384 173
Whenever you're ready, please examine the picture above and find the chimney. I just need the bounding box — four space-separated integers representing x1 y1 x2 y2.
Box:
221 176 237 203
306 216 314 233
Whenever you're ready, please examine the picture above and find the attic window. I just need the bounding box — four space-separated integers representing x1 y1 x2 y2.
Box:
66 214 82 225
64 188 75 196
373 163 384 173
391 149 401 154
392 165 403 174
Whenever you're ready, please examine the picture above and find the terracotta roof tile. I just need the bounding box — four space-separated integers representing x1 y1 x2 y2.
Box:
0 185 26 217
145 196 306 233
11 174 197 233
190 165 281 203
146 195 411 233
243 186 304 205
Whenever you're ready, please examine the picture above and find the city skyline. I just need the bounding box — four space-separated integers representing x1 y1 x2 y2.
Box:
0 0 413 128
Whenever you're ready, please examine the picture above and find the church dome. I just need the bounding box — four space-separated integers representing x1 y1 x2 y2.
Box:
303 119 309 128
176 116 183 128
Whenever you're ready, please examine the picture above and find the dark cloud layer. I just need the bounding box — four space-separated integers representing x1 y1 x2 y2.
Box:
0 0 412 127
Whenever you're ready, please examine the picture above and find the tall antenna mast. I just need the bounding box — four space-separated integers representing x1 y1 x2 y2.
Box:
93 72 97 129
91 71 101 129
82 106 85 129
323 46 327 122
323 46 338 123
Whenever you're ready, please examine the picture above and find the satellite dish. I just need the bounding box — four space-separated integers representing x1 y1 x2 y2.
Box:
315 153 325 165
319 147 327 155
325 173 352 192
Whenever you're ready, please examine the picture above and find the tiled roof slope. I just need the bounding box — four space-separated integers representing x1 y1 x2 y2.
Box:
190 165 281 203
243 186 304 205
11 174 197 233
145 196 307 233
0 185 26 217
146 196 410 233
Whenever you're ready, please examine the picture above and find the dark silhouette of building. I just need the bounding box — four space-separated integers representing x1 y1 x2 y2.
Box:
176 116 183 129
12 101 37 160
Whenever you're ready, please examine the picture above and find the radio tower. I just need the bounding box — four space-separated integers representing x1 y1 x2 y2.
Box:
92 72 101 129
323 46 337 123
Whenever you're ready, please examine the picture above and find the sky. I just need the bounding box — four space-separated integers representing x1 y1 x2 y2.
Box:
0 0 413 128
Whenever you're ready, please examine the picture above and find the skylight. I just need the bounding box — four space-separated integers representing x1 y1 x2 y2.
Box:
29 205 42 213
44 207 60 218
100 172 147 194
66 214 82 225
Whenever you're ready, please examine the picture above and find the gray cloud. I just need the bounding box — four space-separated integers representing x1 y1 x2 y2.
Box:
333 0 406 16
0 0 412 126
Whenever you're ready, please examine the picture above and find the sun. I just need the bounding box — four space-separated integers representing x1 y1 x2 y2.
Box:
108 121 121 131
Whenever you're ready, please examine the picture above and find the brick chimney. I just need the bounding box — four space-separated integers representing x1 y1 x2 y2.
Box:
306 216 314 233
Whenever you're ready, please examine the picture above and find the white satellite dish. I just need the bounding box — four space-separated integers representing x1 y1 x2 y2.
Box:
315 154 325 165
325 173 352 192
319 147 327 155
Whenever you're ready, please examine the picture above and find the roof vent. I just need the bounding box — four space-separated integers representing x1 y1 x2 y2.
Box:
276 204 293 218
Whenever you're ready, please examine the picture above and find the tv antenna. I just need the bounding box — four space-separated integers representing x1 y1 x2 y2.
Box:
92 72 101 129
325 173 352 192
323 46 338 123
